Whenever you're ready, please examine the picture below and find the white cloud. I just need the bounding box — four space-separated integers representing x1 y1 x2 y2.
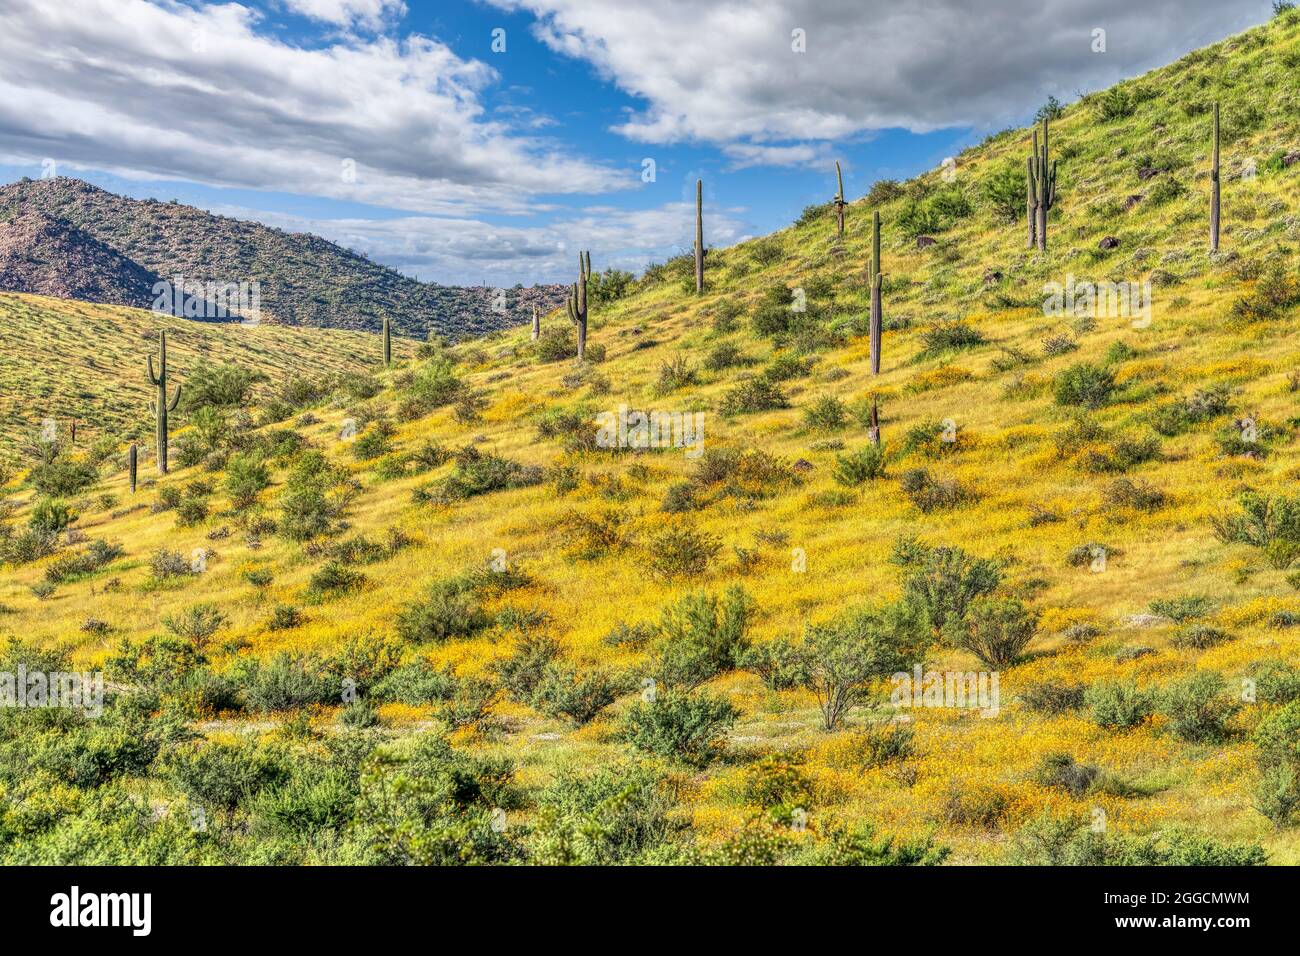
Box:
282 0 405 30
211 199 749 286
722 142 831 171
0 0 626 216
491 0 1262 147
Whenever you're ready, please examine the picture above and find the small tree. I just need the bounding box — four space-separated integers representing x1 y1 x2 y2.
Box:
796 603 925 730
948 597 1039 668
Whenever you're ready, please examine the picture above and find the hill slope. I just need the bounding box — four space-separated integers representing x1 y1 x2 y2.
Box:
0 292 381 453
1 12 1299 865
0 178 566 338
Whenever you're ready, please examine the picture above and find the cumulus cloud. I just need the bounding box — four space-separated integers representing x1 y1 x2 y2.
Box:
282 0 405 30
491 0 1261 146
0 0 626 215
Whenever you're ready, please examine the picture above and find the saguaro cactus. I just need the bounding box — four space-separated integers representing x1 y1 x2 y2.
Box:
382 316 392 366
531 303 540 341
147 331 182 475
868 211 884 445
567 251 590 361
128 442 138 494
1210 101 1221 253
1028 117 1058 252
1026 154 1037 249
833 161 847 238
694 179 704 294
868 211 883 376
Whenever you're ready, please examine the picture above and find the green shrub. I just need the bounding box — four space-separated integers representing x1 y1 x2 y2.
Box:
719 377 789 415
28 457 99 497
1021 681 1087 714
1086 680 1155 730
833 445 887 485
1171 624 1234 650
1149 595 1213 622
527 763 678 865
899 468 971 512
802 395 848 431
646 525 722 579
1054 363 1116 408
1035 753 1099 798
224 452 271 510
1254 762 1300 828
1158 672 1238 743
738 639 809 691
919 321 984 356
948 597 1038 668
395 578 491 643
621 691 738 766
895 540 1002 634
651 586 755 691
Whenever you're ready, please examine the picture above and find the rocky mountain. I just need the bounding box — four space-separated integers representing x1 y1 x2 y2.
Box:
0 211 161 309
0 177 566 338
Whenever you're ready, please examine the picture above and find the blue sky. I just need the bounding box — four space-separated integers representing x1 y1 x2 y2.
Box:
0 0 1268 286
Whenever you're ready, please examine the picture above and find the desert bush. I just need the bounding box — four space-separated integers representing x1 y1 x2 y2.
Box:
1054 363 1116 408
162 604 227 648
1035 753 1100 798
149 548 193 580
1149 595 1213 622
738 639 809 691
899 468 971 512
947 597 1039 668
651 586 755 691
224 452 271 510
802 395 848 431
396 577 491 643
28 457 98 498
306 561 364 599
646 525 722 579
1021 681 1087 714
719 377 789 415
1171 624 1235 650
527 763 678 865
1158 672 1238 743
895 540 1002 634
918 321 984 356
620 691 738 767
1086 680 1155 730
530 667 623 725
795 603 925 730
833 445 887 485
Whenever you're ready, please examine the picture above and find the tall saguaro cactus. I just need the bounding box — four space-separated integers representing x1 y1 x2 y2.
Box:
833 161 847 238
1028 117 1058 252
147 331 182 475
382 316 392 366
128 442 138 494
1210 101 1221 253
531 303 540 341
868 211 884 445
1026 154 1037 249
568 250 590 361
694 179 704 294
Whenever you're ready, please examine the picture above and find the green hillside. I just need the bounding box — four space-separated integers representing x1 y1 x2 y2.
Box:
1 11 1299 866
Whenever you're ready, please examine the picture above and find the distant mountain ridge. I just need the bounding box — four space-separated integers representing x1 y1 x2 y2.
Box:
0 177 566 338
